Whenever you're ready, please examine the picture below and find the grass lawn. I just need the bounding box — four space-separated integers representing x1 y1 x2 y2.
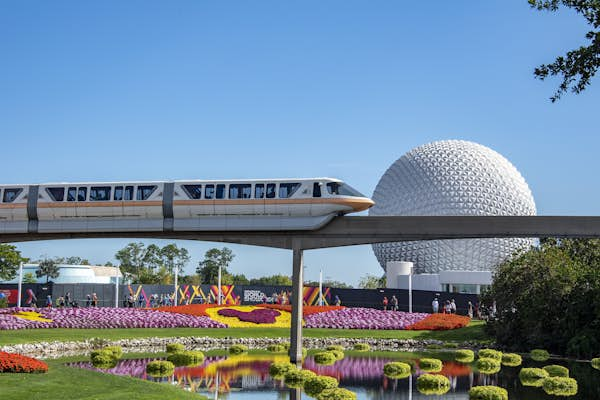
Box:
0 320 488 346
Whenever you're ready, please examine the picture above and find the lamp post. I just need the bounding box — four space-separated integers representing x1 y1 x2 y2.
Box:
17 262 23 307
174 265 179 306
318 269 323 306
114 266 119 308
217 264 222 305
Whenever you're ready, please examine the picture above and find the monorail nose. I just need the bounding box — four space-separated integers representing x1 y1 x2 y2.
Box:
350 198 375 212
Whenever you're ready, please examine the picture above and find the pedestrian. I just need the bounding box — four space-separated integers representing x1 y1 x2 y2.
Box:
46 294 52 308
391 295 398 311
65 292 71 307
450 299 457 314
86 294 91 307
58 296 65 308
127 294 134 308
432 298 439 313
138 293 145 308
444 300 451 314
92 292 98 307
382 296 388 310
334 295 341 306
468 301 473 318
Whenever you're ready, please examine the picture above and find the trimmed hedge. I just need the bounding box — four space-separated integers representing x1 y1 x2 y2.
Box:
90 350 117 369
592 358 600 370
326 345 345 352
146 360 175 377
383 362 412 379
329 349 345 361
468 386 508 400
229 344 249 355
353 343 370 352
478 349 502 361
304 376 339 397
166 350 205 366
543 364 569 377
416 374 450 395
455 349 475 363
267 344 286 353
542 377 578 396
419 358 443 373
530 349 550 362
519 367 549 387
477 358 501 375
501 353 522 367
314 351 337 365
103 346 123 359
269 362 296 378
166 343 185 354
316 388 357 400
284 369 317 388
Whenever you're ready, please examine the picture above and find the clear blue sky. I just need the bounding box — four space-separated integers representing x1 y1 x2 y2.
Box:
1 2 598 286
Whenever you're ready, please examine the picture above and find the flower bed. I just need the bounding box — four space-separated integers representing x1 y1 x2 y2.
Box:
405 313 470 330
0 351 48 373
156 304 221 317
259 304 345 316
205 306 291 328
304 308 428 330
0 307 226 330
218 307 280 324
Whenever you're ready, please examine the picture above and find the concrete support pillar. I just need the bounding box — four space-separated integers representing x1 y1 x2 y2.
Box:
290 242 304 365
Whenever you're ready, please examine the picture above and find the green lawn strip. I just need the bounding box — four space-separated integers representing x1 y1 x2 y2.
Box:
0 321 488 346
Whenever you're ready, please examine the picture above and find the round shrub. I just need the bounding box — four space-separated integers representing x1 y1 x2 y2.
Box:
353 343 370 352
269 361 295 378
383 362 412 379
229 344 249 355
103 346 123 359
478 349 502 361
530 349 550 362
316 387 357 400
304 376 339 397
501 353 522 367
284 369 317 388
543 364 570 377
166 350 205 366
455 349 475 363
592 358 600 370
146 360 175 377
469 385 508 400
419 358 443 373
282 342 291 351
90 351 117 369
519 367 549 387
267 344 286 353
326 345 345 352
477 358 501 374
329 349 345 361
542 376 578 396
314 351 337 365
416 374 450 395
166 343 185 354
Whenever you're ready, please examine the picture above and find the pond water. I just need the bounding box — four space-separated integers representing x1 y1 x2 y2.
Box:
67 352 600 399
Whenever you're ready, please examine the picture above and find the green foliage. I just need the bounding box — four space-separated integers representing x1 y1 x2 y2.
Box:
23 272 37 284
316 388 357 400
478 349 502 361
304 376 339 397
228 344 248 355
145 360 175 377
0 244 28 281
543 364 570 377
416 374 450 395
166 350 205 366
501 353 522 367
353 343 370 352
383 362 412 379
358 273 386 289
249 274 292 286
519 367 550 387
314 351 337 365
284 368 316 388
531 349 551 361
269 362 295 378
116 242 189 284
166 343 185 354
329 349 345 360
566 331 600 358
267 344 286 353
455 349 475 363
477 358 501 375
425 343 443 350
542 376 578 396
468 385 508 400
196 247 234 284
90 347 122 369
0 297 7 308
592 358 600 370
419 358 442 373
443 342 459 349
36 258 60 283
326 345 345 352
103 346 123 360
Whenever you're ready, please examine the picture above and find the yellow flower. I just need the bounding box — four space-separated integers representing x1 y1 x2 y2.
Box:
203 354 290 377
13 311 53 322
205 306 291 328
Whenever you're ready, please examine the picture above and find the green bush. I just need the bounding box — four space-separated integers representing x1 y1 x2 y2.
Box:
314 351 337 365
383 362 412 379
530 349 550 362
0 297 7 308
103 346 123 359
146 360 175 377
326 345 345 352
353 343 370 352
419 358 443 373
267 344 286 353
519 367 549 387
166 343 185 354
416 374 450 395
501 353 522 367
166 350 205 366
316 387 357 400
425 343 443 350
542 376 578 396
455 349 475 363
468 386 508 400
303 376 339 397
284 369 316 388
329 349 344 360
282 342 291 351
90 351 117 369
444 342 459 349
592 358 600 370
543 364 570 377
478 349 502 361
229 344 249 355
269 362 295 378
477 358 501 374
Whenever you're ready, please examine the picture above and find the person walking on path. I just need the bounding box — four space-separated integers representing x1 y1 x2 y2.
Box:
450 299 457 314
86 294 91 307
46 295 52 308
432 298 439 313
391 295 398 311
334 295 341 306
92 293 98 307
65 292 71 307
468 301 473 318
382 296 388 310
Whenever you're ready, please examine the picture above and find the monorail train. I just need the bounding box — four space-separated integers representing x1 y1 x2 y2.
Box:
0 178 374 233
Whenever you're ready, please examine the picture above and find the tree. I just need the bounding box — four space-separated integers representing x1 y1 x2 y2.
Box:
0 244 28 281
115 242 190 284
36 258 60 283
115 242 147 280
23 272 37 284
358 273 386 289
54 256 90 265
305 279 352 288
231 273 250 285
249 274 293 286
530 1 600 101
196 247 235 284
160 244 190 275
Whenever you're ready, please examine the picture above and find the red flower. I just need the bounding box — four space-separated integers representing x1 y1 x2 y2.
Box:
0 352 48 373
405 314 470 330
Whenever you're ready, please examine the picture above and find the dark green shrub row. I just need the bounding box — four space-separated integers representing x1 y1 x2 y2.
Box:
383 362 411 379
469 385 508 400
419 358 442 373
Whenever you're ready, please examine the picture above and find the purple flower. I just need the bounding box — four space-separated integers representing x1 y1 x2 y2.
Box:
217 308 281 324
304 308 429 330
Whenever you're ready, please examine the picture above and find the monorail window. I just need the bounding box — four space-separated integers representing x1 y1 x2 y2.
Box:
255 184 265 199
326 182 340 195
78 187 87 201
124 186 134 201
46 187 65 202
205 185 215 199
279 183 300 198
114 186 123 201
229 184 251 199
266 183 276 199
67 187 77 201
313 182 321 198
216 184 225 199
136 185 156 201
3 188 22 203
327 182 364 197
90 186 111 201
183 184 202 199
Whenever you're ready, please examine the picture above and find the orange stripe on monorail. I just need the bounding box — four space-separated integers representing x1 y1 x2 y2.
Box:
0 203 27 209
37 201 163 208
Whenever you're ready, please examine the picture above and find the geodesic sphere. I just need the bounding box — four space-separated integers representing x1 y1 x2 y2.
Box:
370 140 536 274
